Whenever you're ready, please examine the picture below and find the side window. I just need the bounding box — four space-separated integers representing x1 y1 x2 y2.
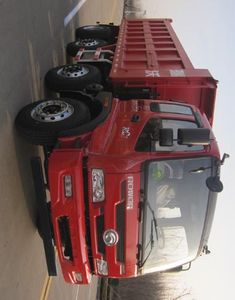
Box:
135 119 161 152
150 103 192 115
135 119 203 152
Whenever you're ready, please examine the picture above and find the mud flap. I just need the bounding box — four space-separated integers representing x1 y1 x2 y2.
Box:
31 157 57 276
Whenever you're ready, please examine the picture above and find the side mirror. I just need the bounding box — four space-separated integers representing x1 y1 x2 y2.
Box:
158 128 211 147
221 153 230 165
206 176 223 193
159 128 173 146
178 128 211 145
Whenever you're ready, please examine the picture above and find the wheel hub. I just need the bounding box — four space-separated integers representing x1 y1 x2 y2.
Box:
75 38 99 47
31 100 74 122
57 65 89 78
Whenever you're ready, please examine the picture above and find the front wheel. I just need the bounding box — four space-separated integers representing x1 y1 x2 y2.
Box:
15 98 90 145
45 63 102 92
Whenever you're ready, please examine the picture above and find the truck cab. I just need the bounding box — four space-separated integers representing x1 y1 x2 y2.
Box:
46 97 220 284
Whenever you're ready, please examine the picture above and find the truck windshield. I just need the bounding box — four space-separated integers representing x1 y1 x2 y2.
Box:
139 156 215 274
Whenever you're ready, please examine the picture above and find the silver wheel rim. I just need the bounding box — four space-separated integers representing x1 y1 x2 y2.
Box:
75 38 99 47
57 65 89 78
31 100 74 122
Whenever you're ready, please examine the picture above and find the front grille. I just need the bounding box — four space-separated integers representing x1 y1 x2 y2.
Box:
116 198 126 263
96 214 105 255
58 216 73 261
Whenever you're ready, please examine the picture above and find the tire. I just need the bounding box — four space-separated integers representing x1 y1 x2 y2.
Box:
45 63 102 92
66 38 108 57
75 25 112 40
15 98 90 145
85 83 103 96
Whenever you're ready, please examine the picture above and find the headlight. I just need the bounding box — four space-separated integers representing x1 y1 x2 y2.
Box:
64 175 72 198
92 169 105 202
96 259 108 276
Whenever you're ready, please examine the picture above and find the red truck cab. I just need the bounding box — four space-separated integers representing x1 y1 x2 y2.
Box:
48 97 220 284
15 19 224 284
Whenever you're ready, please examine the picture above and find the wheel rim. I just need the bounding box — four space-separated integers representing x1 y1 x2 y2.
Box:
57 65 89 78
31 100 74 122
75 38 99 47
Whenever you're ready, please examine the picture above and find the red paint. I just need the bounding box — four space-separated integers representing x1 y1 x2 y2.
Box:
47 18 220 283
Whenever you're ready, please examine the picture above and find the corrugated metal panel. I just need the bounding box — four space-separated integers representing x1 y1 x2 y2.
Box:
110 18 217 125
110 18 195 81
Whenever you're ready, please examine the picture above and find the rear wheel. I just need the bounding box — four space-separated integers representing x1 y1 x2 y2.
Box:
45 63 102 92
75 25 113 40
66 38 108 57
85 83 103 96
15 98 90 145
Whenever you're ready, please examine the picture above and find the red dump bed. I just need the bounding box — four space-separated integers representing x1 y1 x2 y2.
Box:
110 18 217 125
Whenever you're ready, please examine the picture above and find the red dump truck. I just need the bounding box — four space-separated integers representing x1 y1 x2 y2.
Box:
15 18 226 284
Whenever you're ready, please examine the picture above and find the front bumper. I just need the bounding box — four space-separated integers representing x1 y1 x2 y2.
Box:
48 149 91 284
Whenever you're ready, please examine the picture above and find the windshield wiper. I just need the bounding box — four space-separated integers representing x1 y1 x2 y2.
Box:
138 201 159 268
146 201 159 241
139 217 155 268
189 166 211 174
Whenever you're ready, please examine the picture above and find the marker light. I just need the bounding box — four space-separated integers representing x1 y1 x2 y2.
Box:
73 272 82 282
64 175 72 198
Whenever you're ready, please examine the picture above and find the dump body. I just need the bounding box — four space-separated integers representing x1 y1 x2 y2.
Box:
110 19 217 125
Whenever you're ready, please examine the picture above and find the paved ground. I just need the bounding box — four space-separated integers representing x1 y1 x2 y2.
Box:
0 0 123 299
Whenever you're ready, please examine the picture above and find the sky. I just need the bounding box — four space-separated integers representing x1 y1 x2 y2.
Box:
134 0 235 299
